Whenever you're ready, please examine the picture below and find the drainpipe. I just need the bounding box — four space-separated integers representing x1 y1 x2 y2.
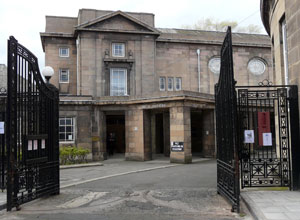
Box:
76 36 80 95
197 49 201 92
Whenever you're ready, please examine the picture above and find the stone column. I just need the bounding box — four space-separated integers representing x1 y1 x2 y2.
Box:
125 109 149 161
92 109 107 161
170 106 192 163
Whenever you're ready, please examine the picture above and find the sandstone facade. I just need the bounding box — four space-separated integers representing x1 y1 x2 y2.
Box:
41 9 272 163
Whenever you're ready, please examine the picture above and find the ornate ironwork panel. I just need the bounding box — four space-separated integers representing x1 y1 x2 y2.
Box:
6 36 59 211
215 27 240 212
0 88 6 191
238 85 295 188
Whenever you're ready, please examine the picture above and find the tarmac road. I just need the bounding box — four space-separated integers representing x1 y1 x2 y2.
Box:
0 159 251 220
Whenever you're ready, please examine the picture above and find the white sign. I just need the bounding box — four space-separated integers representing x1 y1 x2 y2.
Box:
263 133 272 146
28 140 32 151
244 130 254 144
171 142 184 152
41 139 46 149
0 122 4 134
34 140 38 150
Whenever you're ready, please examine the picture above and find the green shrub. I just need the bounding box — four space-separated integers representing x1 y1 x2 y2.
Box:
59 146 90 165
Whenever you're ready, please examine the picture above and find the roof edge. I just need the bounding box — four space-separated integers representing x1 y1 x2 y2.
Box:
156 38 271 48
75 10 159 35
260 0 271 36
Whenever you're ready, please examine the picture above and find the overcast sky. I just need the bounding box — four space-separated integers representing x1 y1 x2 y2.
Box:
0 0 265 69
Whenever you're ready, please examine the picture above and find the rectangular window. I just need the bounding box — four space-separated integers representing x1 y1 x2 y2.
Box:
112 43 125 57
110 68 127 96
59 69 69 83
159 77 166 91
59 48 69 57
59 117 75 142
175 77 182 91
167 77 173 91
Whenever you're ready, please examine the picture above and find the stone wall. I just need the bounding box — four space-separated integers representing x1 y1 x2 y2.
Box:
45 38 77 95
77 32 156 97
169 106 192 163
285 0 300 88
0 65 7 90
59 105 93 160
156 42 272 95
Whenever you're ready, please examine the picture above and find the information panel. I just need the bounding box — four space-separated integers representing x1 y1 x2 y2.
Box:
171 142 184 152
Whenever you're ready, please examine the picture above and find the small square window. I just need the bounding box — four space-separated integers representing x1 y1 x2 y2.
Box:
59 117 75 142
59 69 69 83
112 43 125 57
167 77 173 91
159 77 166 91
59 48 69 57
175 77 182 91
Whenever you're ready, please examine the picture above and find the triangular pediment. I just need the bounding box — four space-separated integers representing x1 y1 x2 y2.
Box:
76 11 159 35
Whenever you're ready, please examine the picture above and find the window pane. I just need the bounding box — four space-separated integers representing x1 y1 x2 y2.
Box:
168 78 173 90
60 69 69 82
59 133 66 140
59 48 69 57
59 117 74 142
159 77 165 91
59 119 65 125
175 77 181 90
112 43 125 57
66 133 73 141
110 69 126 96
66 118 72 125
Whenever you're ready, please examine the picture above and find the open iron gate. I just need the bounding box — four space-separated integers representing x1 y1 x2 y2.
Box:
6 36 60 211
238 83 300 189
0 88 6 191
216 27 300 212
215 27 240 212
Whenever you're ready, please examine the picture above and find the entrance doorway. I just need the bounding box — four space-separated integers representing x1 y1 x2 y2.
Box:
155 114 164 154
153 112 170 158
191 111 203 156
106 115 125 156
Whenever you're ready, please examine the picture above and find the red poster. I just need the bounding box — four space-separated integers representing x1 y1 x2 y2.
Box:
258 112 271 146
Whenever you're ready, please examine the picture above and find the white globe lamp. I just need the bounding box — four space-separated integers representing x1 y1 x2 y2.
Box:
42 66 54 83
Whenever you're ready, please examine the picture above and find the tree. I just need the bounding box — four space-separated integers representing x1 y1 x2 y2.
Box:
182 18 262 34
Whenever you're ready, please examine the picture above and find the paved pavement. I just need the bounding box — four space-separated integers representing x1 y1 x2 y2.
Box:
0 190 5 210
242 190 300 220
0 155 207 211
0 157 251 220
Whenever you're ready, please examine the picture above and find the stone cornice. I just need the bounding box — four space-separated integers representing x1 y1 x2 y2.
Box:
157 38 271 48
59 92 215 107
260 0 271 36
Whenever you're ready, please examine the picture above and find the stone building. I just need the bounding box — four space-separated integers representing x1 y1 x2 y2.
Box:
40 9 272 163
261 0 300 91
0 64 7 90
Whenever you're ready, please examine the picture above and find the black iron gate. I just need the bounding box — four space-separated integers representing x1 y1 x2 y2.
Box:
215 27 240 212
6 36 60 211
238 83 299 189
0 88 6 191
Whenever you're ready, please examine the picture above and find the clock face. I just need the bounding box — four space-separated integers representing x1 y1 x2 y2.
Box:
208 57 221 74
248 59 266 75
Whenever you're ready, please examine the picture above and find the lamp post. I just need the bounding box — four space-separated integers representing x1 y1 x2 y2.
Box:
42 66 54 84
